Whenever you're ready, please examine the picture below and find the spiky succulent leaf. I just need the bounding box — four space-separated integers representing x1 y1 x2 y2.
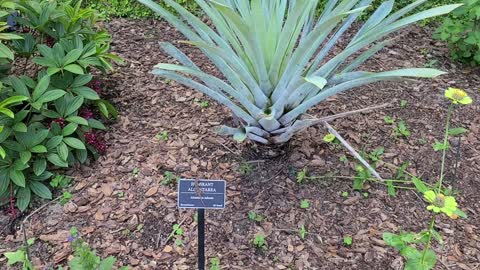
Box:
138 0 457 144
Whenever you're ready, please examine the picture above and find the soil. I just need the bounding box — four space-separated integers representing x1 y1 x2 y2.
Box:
1 18 479 270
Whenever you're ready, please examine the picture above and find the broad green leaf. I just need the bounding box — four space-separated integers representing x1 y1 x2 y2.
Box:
98 256 116 270
0 96 28 107
47 153 68 167
4 250 26 265
9 76 30 97
45 136 63 150
19 151 31 164
29 181 52 199
0 107 14 118
72 86 100 100
453 208 467 218
65 96 84 116
412 177 428 193
16 186 31 211
88 119 106 130
405 248 436 270
71 74 93 87
31 145 47 153
37 90 66 104
0 42 14 60
12 122 27 132
448 127 468 136
32 75 51 101
33 158 47 176
63 137 86 150
62 123 78 136
0 169 8 192
64 64 84 75
9 169 25 187
62 48 83 65
0 146 5 159
382 232 405 250
57 142 69 161
66 116 88 125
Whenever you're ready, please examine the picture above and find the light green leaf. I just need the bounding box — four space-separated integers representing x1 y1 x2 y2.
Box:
47 153 68 167
448 127 468 136
305 76 327 90
64 64 84 75
66 116 88 126
31 145 47 153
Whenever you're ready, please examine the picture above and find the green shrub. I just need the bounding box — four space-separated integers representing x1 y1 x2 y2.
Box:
83 0 200 18
0 0 121 211
435 0 480 65
83 0 455 19
138 0 458 145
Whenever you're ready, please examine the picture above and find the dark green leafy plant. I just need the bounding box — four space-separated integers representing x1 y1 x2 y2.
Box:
435 0 480 65
0 0 121 211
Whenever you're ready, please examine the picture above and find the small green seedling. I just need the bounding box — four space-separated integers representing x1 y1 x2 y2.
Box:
368 147 384 162
173 224 184 247
50 174 71 188
248 211 264 222
253 234 267 250
363 192 369 198
432 141 449 152
132 167 140 177
199 101 209 108
395 120 411 137
161 171 179 185
210 257 221 270
155 131 169 141
238 162 253 175
384 116 395 124
339 155 348 162
343 236 353 246
60 191 73 206
296 168 308 183
400 100 408 108
341 191 349 198
298 225 307 240
300 200 310 209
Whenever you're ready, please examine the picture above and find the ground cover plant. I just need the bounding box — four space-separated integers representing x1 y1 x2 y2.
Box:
0 0 121 212
435 0 480 65
138 0 460 144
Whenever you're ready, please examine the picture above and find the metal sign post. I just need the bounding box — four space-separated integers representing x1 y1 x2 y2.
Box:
178 179 226 270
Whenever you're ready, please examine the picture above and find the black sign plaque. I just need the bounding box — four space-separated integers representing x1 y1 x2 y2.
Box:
177 179 226 209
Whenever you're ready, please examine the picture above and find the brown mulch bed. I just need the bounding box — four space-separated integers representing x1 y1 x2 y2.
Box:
1 18 480 270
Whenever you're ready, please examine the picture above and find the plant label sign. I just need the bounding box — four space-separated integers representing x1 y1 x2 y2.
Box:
178 179 226 209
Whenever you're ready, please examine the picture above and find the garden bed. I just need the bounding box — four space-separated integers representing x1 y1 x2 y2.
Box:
1 18 479 269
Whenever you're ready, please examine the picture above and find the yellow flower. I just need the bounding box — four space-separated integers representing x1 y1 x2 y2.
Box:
423 190 458 218
323 133 336 143
444 88 473 105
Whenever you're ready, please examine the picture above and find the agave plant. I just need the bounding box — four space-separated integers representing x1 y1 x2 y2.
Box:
138 0 460 144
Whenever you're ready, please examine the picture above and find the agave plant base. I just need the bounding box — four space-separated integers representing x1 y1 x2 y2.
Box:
244 140 292 159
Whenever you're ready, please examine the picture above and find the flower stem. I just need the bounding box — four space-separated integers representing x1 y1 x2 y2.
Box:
437 104 454 193
422 214 437 262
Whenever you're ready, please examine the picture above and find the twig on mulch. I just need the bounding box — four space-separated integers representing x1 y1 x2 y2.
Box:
20 196 62 261
156 216 188 249
307 103 390 124
323 121 383 180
